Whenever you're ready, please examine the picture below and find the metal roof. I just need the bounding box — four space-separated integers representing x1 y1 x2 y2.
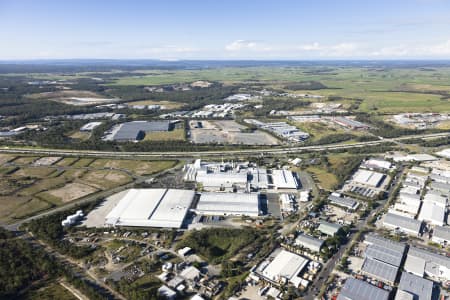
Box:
328 194 359 209
418 201 445 225
383 213 422 234
433 225 450 242
318 221 342 236
398 272 433 300
337 278 389 300
195 192 260 216
364 234 406 253
295 233 324 252
105 189 195 228
361 257 399 283
271 169 299 189
261 249 309 282
364 241 405 267
352 169 385 187
408 246 450 270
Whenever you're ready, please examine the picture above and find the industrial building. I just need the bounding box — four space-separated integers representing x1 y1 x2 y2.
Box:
405 246 450 280
254 249 310 287
432 225 450 245
352 169 386 187
105 189 195 228
184 160 298 191
361 234 405 284
362 158 392 171
193 192 260 217
383 213 422 236
318 221 342 236
295 233 324 253
418 201 446 226
328 194 359 210
337 278 389 300
331 116 369 130
244 119 309 142
270 169 299 190
397 272 434 300
103 120 175 142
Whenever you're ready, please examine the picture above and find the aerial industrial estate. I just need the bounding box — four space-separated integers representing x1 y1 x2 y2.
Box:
2 23 450 300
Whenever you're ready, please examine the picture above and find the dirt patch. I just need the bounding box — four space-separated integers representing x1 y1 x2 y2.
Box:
45 182 99 203
81 170 132 189
0 154 15 165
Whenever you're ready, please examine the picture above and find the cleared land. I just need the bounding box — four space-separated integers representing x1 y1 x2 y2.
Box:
88 159 177 176
40 182 99 203
25 90 119 106
189 120 279 145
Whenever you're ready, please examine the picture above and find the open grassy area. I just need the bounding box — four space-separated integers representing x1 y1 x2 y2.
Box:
109 66 450 113
89 158 178 176
80 170 132 190
306 166 339 190
0 156 176 224
143 128 185 142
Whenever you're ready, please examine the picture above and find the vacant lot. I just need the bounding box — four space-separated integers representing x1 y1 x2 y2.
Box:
189 120 279 145
41 182 99 203
26 90 119 106
143 128 185 141
81 170 132 190
89 159 177 176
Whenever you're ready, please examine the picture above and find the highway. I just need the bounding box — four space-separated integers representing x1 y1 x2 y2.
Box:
0 132 448 159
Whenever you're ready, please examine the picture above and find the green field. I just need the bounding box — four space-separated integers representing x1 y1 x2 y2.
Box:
108 66 450 113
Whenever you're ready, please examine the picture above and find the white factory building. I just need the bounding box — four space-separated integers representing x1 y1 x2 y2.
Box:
254 249 310 288
270 169 300 190
351 169 386 187
183 160 298 191
404 246 450 281
105 189 195 228
193 192 260 217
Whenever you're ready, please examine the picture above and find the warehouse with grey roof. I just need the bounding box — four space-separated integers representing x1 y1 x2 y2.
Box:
337 278 389 300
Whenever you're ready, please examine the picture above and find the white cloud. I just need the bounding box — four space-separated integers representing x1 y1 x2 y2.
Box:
297 42 322 51
225 40 272 52
420 39 450 56
225 40 257 51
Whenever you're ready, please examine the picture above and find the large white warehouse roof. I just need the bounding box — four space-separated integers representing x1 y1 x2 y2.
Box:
261 249 309 283
194 192 260 216
105 189 195 228
271 170 299 189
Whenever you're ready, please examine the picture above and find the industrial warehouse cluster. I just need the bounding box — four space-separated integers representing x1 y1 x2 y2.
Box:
382 160 450 236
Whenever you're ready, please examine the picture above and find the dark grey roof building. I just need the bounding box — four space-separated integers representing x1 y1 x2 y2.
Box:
337 278 389 300
397 272 434 300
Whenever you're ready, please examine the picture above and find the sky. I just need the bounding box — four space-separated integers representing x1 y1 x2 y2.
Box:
1 0 450 60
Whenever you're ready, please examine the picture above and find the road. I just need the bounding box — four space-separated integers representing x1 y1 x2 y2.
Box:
0 132 448 159
304 166 405 300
